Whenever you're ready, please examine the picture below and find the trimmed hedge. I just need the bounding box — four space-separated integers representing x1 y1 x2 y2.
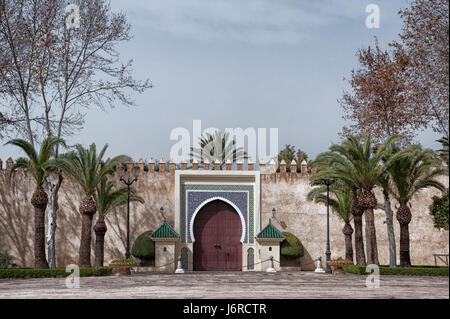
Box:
131 230 155 260
0 267 112 279
280 232 304 259
344 265 449 277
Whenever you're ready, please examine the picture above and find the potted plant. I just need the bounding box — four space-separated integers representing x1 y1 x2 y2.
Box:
110 258 136 276
328 257 353 275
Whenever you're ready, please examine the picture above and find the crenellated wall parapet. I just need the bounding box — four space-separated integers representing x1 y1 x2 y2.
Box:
0 157 316 182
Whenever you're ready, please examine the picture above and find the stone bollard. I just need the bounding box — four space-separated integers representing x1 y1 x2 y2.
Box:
266 256 276 273
175 256 185 274
315 256 325 273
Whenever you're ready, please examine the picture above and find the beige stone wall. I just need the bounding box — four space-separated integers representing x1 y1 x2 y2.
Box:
0 160 448 268
0 164 175 267
261 172 449 269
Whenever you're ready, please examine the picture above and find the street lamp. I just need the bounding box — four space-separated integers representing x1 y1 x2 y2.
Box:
160 206 166 223
321 178 336 274
118 164 140 261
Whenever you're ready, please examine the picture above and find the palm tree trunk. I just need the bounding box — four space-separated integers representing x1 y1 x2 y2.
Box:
399 224 411 267
79 213 94 267
397 204 412 267
94 216 107 267
343 222 354 262
383 190 396 267
31 186 49 269
364 208 379 265
79 196 97 268
353 214 366 265
33 205 49 269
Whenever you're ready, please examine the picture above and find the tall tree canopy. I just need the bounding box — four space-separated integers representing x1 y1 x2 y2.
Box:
396 0 449 138
0 0 151 144
341 0 449 143
339 39 420 144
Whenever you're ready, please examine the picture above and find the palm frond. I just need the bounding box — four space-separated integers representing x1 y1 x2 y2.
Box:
94 178 144 217
6 137 65 185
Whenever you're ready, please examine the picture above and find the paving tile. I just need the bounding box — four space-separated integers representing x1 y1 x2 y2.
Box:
0 271 448 299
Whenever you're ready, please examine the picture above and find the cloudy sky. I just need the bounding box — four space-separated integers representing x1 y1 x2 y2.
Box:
1 0 442 162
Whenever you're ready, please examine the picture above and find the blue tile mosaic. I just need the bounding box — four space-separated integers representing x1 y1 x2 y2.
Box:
181 185 254 244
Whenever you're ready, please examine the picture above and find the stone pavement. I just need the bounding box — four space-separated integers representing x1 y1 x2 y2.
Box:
0 271 448 299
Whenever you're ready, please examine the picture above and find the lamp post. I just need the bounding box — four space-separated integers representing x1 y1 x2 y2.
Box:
160 207 166 223
321 178 336 274
118 165 140 261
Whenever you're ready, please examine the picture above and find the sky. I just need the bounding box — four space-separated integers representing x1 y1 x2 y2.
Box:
0 0 443 162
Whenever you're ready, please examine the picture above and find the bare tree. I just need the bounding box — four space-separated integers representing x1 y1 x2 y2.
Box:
0 0 151 267
395 0 449 138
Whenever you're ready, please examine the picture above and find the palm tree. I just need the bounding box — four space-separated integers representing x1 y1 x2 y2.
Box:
312 134 400 265
308 183 354 261
311 149 366 265
46 143 128 267
329 134 399 265
6 136 65 269
436 137 449 180
190 131 247 167
93 177 144 267
384 145 447 267
436 137 449 167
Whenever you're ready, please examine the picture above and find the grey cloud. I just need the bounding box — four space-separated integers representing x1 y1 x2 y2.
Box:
113 0 367 44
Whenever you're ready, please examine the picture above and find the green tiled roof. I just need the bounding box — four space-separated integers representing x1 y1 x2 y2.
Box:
256 219 284 239
151 221 180 238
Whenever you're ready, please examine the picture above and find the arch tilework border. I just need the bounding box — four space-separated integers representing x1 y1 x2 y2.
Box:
181 184 254 244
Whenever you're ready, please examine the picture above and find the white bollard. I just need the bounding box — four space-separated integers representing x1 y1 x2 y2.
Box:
175 257 185 274
315 256 325 273
266 256 276 273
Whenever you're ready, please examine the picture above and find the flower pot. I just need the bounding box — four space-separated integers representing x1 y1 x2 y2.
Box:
110 262 135 277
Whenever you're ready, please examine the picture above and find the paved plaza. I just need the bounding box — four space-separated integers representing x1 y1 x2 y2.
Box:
0 271 448 299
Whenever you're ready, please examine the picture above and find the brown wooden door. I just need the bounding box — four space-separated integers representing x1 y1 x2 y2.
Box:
193 200 242 271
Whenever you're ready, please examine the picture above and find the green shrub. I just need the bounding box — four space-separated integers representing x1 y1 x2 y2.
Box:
0 252 13 269
0 267 112 279
280 232 304 259
131 230 155 260
429 193 449 230
110 258 135 264
343 265 449 277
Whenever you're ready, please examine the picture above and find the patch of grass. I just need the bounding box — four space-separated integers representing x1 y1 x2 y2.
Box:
344 265 449 277
0 267 112 279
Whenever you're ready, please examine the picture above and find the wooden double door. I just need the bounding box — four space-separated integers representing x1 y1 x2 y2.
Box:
193 200 242 271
